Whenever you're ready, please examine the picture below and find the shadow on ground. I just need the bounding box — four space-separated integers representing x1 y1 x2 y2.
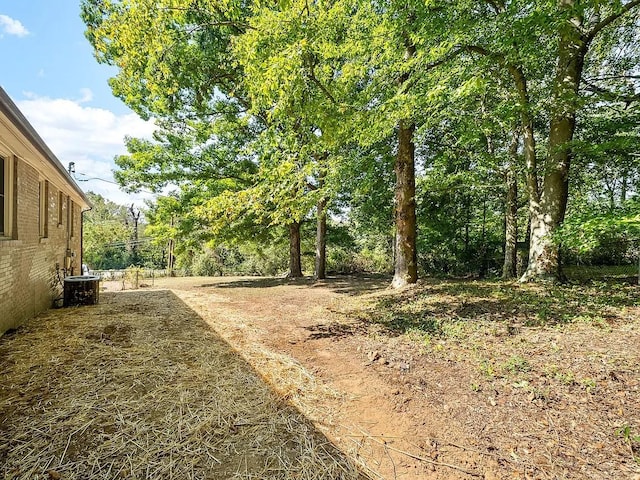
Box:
0 290 368 480
203 274 390 296
361 279 640 337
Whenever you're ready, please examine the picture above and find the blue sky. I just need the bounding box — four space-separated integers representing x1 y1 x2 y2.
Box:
0 1 156 206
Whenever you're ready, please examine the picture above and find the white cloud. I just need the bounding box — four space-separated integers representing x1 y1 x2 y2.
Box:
0 14 29 37
16 91 157 207
77 88 94 103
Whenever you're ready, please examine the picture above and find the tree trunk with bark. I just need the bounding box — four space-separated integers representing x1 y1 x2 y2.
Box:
288 221 303 278
479 194 488 278
503 170 518 279
392 119 418 288
390 37 418 289
315 197 327 280
521 5 585 281
502 132 519 279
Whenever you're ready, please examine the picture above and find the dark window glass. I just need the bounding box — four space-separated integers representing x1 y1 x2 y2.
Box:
58 191 64 225
0 157 5 235
70 200 74 237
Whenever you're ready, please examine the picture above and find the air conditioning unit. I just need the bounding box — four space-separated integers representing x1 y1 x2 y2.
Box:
63 275 100 307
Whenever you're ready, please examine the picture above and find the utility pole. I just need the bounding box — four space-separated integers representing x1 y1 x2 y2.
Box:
128 205 141 266
168 216 175 277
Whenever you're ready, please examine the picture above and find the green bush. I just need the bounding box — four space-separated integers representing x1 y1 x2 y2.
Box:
238 243 289 276
327 246 355 274
190 248 224 276
353 246 393 274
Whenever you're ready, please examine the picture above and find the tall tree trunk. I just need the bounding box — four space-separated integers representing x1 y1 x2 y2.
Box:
288 221 303 278
392 119 418 288
479 194 488 278
516 215 531 278
391 38 418 289
621 167 628 203
315 197 327 280
168 216 176 276
521 0 640 280
521 4 585 281
505 62 545 283
503 170 518 279
502 131 519 279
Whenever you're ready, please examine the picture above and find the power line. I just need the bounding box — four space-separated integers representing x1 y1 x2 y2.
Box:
96 238 157 249
75 173 121 186
73 171 157 195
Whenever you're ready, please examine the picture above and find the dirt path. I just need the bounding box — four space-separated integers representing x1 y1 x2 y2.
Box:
155 275 640 480
162 276 489 480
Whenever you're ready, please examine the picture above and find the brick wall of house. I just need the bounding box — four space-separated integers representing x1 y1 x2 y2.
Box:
0 157 83 333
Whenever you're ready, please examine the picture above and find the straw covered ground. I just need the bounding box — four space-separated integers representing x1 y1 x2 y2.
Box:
0 290 365 480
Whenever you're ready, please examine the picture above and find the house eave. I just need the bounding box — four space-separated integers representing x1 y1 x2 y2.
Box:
0 87 92 209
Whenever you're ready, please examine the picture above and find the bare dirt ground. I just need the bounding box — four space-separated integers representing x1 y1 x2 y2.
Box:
2 275 639 480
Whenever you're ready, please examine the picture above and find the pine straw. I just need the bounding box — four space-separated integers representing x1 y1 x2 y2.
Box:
0 290 365 480
174 291 346 421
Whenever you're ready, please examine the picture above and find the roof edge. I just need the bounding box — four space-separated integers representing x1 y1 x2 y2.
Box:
0 86 91 207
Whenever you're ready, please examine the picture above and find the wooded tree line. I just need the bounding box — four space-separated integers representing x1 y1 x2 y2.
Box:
81 0 640 285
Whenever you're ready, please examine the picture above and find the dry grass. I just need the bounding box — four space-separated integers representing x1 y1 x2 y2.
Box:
7 275 637 480
166 289 385 479
338 278 640 479
0 290 365 480
173 290 345 422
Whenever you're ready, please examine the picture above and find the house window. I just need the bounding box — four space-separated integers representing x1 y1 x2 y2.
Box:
0 157 5 236
39 180 49 238
58 191 64 226
1 155 15 238
66 196 75 238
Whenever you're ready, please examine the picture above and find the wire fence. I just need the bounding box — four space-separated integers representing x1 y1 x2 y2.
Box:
90 268 181 290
